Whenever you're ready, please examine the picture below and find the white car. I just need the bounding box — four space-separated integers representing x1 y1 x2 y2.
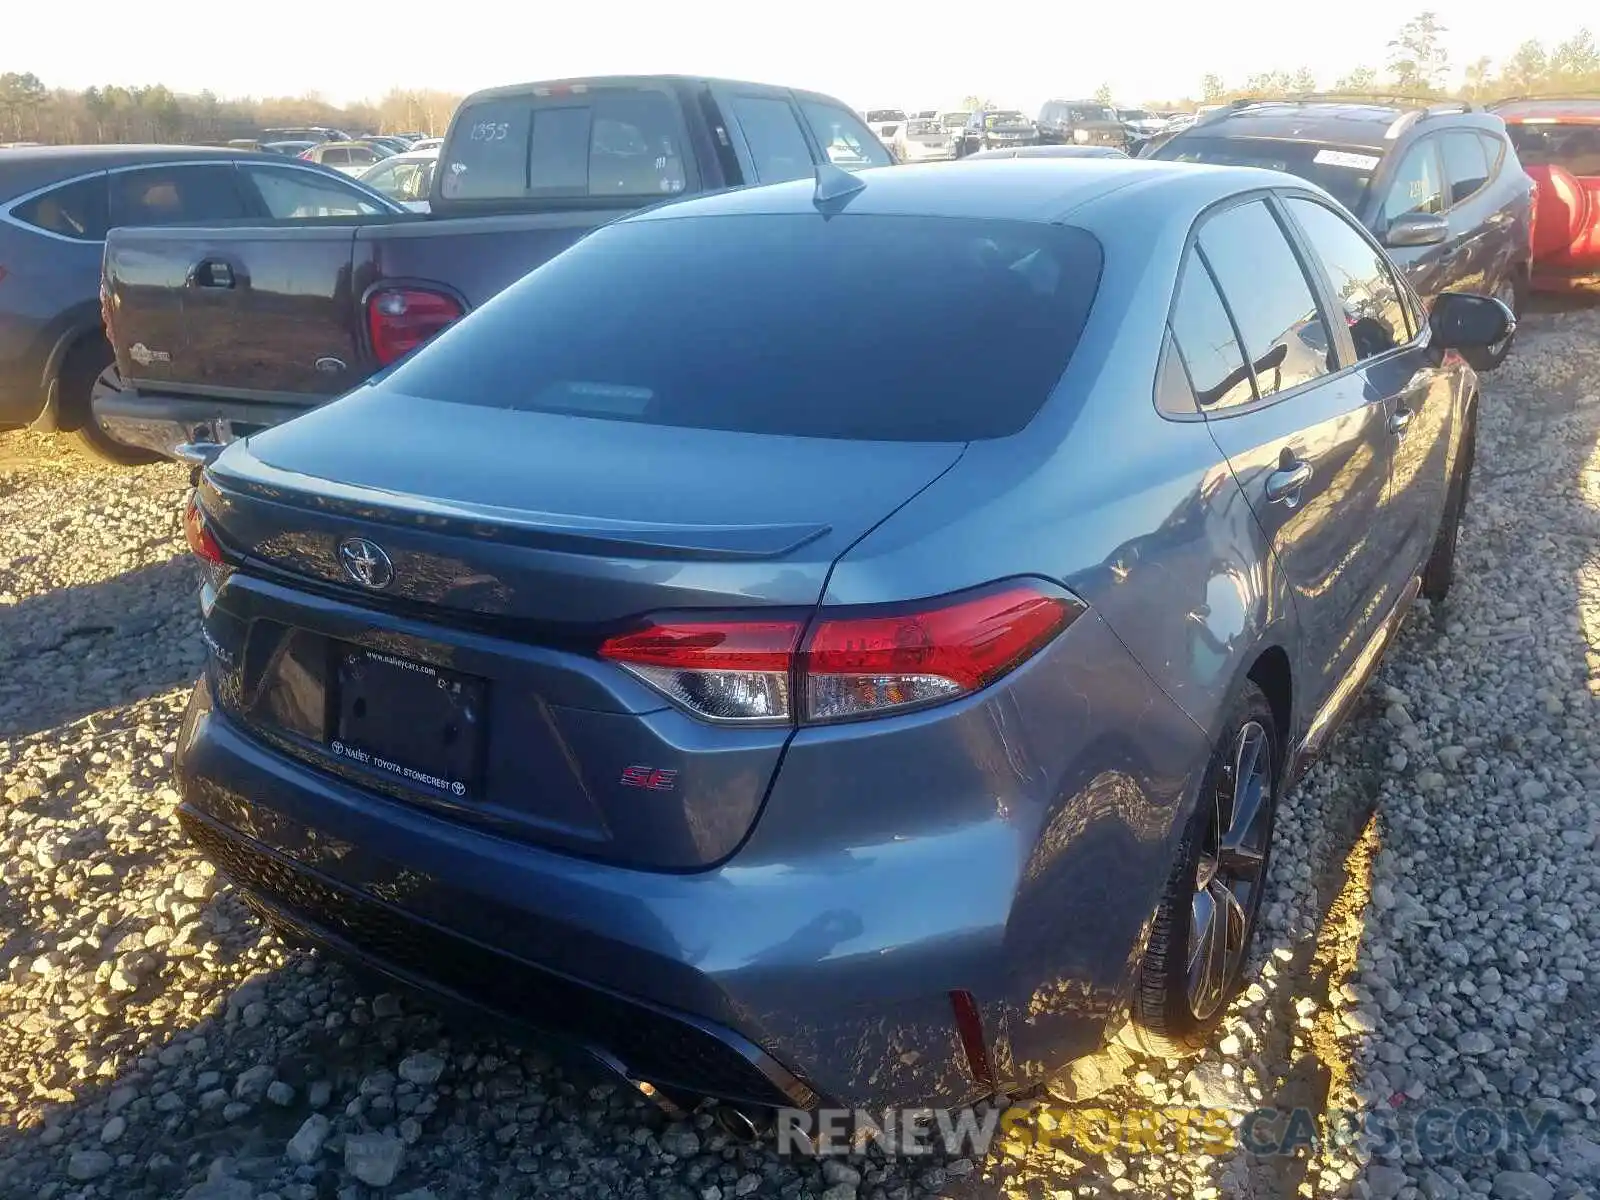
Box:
861 108 909 144
358 147 439 212
893 115 959 163
408 137 444 152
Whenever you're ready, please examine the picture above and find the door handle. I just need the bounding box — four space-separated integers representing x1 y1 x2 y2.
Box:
1390 407 1415 437
1265 459 1313 506
189 259 235 289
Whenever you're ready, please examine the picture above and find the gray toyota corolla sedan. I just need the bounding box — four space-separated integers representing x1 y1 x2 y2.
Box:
174 159 1509 1115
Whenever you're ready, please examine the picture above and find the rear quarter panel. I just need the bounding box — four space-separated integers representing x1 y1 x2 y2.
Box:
0 226 103 425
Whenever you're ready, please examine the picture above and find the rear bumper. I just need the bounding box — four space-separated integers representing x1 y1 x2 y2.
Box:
95 389 317 460
899 143 957 162
175 597 1206 1109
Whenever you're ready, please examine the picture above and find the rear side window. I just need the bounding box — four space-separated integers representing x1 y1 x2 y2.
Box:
1381 141 1444 224
442 89 691 201
1287 198 1412 360
1506 123 1600 176
1198 199 1334 400
798 102 894 169
1442 132 1490 205
108 165 250 226
321 148 350 165
1169 255 1254 410
731 97 814 183
9 175 109 240
240 166 388 218
382 214 1104 442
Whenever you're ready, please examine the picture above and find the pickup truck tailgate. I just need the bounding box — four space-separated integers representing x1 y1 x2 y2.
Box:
107 223 363 401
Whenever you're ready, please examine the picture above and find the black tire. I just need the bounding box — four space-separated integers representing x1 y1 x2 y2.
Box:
1461 271 1524 372
1421 417 1476 603
1124 680 1278 1058
61 338 162 466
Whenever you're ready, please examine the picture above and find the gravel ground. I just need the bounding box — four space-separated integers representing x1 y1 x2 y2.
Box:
0 305 1596 1200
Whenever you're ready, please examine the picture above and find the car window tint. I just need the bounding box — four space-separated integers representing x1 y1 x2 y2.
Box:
1477 132 1505 175
1287 198 1410 361
10 175 109 240
441 98 533 199
1382 141 1444 223
527 107 591 191
1505 123 1600 176
240 167 387 218
798 102 894 169
1152 135 1377 214
1198 199 1334 399
1169 254 1254 410
108 165 249 226
732 97 814 183
588 91 688 196
1442 132 1490 205
383 214 1104 442
1154 330 1199 416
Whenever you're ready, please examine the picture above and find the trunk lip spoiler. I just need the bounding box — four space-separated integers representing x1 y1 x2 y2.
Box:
206 454 833 561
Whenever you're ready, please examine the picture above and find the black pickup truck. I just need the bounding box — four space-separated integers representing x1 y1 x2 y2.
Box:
101 75 892 462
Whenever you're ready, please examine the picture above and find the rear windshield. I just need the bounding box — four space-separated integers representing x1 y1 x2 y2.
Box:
1152 135 1378 212
440 87 691 203
382 213 1103 442
1507 123 1600 176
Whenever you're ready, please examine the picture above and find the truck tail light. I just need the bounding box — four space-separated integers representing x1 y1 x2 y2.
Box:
366 287 463 366
598 581 1083 725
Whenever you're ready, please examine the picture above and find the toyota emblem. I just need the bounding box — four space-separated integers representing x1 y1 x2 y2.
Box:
337 538 394 590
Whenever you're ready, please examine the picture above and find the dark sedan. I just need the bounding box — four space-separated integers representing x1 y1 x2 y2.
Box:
174 159 1507 1115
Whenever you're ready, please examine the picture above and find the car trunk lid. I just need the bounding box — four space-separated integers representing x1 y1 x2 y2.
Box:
195 392 964 870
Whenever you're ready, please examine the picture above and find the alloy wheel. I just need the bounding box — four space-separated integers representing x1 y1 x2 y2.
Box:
1187 720 1272 1021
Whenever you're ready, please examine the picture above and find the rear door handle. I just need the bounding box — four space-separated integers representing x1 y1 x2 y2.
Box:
1265 459 1313 506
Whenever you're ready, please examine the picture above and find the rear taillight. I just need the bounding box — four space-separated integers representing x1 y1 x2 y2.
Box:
598 581 1083 725
366 287 463 367
183 494 225 567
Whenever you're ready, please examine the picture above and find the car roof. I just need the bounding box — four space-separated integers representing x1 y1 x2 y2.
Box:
1175 99 1498 151
1493 97 1600 123
458 75 861 110
0 143 245 203
627 159 1311 227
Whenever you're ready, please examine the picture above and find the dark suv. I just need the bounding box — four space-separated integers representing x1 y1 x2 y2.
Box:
1036 100 1128 150
1143 98 1533 369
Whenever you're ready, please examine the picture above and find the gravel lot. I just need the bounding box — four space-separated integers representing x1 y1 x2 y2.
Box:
0 305 1596 1200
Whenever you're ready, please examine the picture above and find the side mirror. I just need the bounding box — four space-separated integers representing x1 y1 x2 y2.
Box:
1429 291 1515 351
1383 212 1449 248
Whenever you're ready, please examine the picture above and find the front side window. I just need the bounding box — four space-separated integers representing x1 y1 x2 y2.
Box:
1287 198 1411 360
1441 131 1490 205
1198 199 1334 400
799 102 894 169
382 214 1104 442
1381 141 1445 224
732 97 814 183
9 175 109 240
1169 254 1254 410
240 166 388 218
108 165 249 226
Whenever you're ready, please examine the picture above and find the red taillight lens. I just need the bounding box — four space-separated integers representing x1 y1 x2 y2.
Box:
183 495 225 567
598 582 1082 725
366 287 463 367
803 585 1079 721
600 619 801 722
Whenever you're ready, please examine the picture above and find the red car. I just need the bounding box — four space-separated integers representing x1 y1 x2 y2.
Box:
1495 97 1600 293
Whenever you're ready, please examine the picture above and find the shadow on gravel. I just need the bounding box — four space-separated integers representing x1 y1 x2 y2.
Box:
0 557 204 741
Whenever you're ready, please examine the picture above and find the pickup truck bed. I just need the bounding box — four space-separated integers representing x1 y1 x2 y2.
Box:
101 75 894 461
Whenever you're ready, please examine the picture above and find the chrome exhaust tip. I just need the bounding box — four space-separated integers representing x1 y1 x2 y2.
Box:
712 1103 768 1142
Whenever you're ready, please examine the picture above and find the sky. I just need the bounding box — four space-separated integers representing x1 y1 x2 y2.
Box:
4 0 1588 113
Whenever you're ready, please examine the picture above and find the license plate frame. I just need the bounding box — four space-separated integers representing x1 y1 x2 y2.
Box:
327 645 487 802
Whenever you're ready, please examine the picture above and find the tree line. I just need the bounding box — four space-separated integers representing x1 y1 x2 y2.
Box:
0 76 463 145
3 11 1598 147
